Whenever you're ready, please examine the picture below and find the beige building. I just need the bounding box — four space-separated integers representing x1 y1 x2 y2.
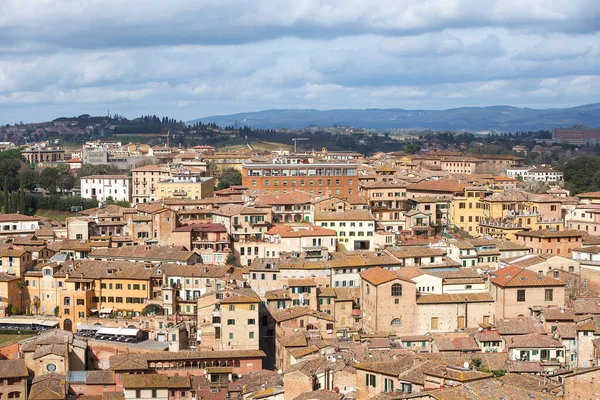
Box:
360 267 416 335
196 287 260 351
155 173 214 201
415 293 495 334
491 265 566 320
315 210 376 251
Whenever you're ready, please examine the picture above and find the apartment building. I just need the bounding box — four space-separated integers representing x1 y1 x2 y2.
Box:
416 293 495 333
491 265 566 320
0 214 41 237
171 223 231 264
59 260 159 330
131 164 171 204
450 187 490 234
81 175 130 203
440 157 486 174
196 287 261 351
241 162 358 197
252 191 316 223
21 145 65 164
315 210 376 251
566 205 600 233
514 229 583 256
155 172 214 201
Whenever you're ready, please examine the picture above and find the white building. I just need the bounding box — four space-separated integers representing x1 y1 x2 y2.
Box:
314 210 376 251
506 166 563 183
0 214 40 237
80 175 130 203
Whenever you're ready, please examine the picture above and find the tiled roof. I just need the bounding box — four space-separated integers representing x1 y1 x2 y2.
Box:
417 293 493 304
270 306 334 323
495 319 546 335
514 229 583 238
360 267 414 286
0 359 28 378
90 246 195 261
491 265 564 287
433 335 480 352
123 374 169 389
291 390 343 400
507 333 563 349
314 210 375 221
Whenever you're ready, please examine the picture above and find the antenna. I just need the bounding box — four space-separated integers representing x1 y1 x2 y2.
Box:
292 137 308 153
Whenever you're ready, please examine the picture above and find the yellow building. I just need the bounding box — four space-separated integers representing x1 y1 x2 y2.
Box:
58 260 159 331
0 273 23 314
450 187 492 235
156 174 214 200
478 190 564 240
24 263 66 315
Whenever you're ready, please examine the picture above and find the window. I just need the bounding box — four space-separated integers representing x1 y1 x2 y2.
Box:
431 317 439 330
229 305 235 311
248 319 256 325
227 319 235 325
391 318 403 326
391 283 402 296
545 289 554 301
249 331 255 339
46 363 57 372
366 373 376 388
517 289 526 302
151 389 157 398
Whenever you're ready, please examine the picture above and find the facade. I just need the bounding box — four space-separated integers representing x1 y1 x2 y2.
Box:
22 145 65 164
360 267 416 335
315 210 376 251
155 172 214 200
491 265 566 320
81 175 130 203
131 164 171 204
0 214 41 237
514 229 583 256
242 162 358 198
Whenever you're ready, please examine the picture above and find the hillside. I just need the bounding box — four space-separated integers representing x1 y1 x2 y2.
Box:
189 103 600 131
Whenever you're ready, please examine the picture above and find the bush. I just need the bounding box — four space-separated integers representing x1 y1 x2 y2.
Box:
0 329 37 335
5 303 12 316
10 305 19 315
54 306 59 316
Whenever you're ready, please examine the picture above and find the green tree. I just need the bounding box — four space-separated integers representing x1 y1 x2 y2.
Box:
77 164 110 178
404 143 422 154
2 178 8 213
19 169 39 191
19 186 25 215
39 168 60 194
563 155 600 194
56 171 76 193
225 253 238 266
10 304 19 316
217 168 242 190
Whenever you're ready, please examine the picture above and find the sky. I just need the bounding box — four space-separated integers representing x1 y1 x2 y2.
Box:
0 0 599 124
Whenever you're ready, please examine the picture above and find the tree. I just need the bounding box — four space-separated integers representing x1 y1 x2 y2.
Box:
19 186 25 215
10 304 19 316
563 155 600 194
19 169 38 191
217 168 242 190
56 171 75 193
54 306 59 316
39 168 60 194
225 253 238 266
403 143 422 154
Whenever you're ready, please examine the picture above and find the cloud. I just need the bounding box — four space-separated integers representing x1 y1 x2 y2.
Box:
0 1 599 123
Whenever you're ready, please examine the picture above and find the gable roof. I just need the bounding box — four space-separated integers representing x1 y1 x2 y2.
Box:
360 267 415 286
491 265 564 288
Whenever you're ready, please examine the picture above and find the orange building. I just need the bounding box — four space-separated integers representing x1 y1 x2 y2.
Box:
514 229 583 256
241 162 358 197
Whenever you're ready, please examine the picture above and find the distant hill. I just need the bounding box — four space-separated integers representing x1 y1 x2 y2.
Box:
188 103 600 131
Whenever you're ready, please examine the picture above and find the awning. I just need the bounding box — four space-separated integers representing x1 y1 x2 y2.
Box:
89 309 98 313
99 308 113 314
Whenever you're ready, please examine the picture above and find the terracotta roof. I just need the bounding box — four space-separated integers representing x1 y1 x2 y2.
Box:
86 370 115 385
542 307 575 321
386 247 446 259
82 175 128 180
507 333 563 349
360 267 415 286
433 335 480 352
291 390 343 400
123 374 169 389
270 306 334 323
314 210 375 221
495 319 546 336
213 204 267 216
265 224 336 238
491 265 564 287
90 246 196 262
407 181 467 194
430 378 556 400
354 355 416 376
0 214 39 222
0 359 28 378
417 293 494 304
514 229 583 238
29 373 66 400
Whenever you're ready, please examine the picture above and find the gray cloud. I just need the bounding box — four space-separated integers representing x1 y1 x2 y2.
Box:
0 1 599 124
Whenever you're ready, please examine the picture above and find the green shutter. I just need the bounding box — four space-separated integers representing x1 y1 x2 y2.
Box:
366 374 369 386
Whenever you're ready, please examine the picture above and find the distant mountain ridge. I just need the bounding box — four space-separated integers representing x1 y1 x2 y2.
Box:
188 103 600 131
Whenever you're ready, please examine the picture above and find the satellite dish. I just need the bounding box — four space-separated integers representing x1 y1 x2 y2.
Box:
463 362 470 369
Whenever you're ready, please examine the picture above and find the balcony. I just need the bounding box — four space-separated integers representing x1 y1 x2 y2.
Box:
173 190 187 196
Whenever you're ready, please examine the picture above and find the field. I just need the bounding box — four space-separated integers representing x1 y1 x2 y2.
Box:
0 334 36 346
220 140 293 152
35 209 76 222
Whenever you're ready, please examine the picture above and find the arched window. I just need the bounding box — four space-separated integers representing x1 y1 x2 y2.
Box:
391 283 402 296
391 318 403 327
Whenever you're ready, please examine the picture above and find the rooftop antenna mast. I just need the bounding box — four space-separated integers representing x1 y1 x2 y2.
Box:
292 137 308 153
